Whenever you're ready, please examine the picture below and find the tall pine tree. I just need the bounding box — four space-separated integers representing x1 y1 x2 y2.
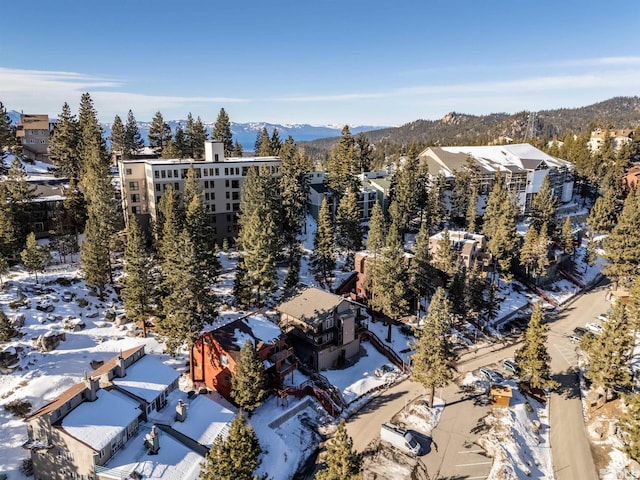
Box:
231 339 267 413
316 419 362 480
124 110 144 158
603 189 640 287
49 102 80 178
212 108 233 156
148 111 172 154
335 188 363 257
514 303 557 390
122 216 153 337
310 197 336 287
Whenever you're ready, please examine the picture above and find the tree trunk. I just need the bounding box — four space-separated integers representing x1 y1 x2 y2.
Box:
429 386 435 408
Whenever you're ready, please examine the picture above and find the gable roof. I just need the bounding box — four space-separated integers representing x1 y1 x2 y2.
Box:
277 287 347 325
113 355 180 403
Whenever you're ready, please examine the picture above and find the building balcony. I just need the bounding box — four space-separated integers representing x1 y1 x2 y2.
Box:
22 438 53 451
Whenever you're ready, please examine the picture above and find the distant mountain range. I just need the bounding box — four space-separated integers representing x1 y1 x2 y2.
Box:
7 110 387 151
302 96 640 157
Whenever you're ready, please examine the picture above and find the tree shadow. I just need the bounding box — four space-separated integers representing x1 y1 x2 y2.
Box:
552 369 581 400
347 390 409 420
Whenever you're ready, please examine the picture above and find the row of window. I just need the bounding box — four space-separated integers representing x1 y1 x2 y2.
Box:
150 165 280 180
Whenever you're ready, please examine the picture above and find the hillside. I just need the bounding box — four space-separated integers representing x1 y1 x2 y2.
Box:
302 96 640 157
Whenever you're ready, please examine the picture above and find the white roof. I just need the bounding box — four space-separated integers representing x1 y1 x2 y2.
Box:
171 395 236 447
113 355 180 403
103 427 203 480
61 389 141 451
441 143 571 170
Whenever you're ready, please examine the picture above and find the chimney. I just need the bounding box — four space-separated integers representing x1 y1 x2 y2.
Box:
145 425 160 455
116 352 126 378
84 375 99 402
175 399 187 422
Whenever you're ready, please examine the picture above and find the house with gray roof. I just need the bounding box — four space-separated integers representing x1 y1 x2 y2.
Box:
276 287 363 371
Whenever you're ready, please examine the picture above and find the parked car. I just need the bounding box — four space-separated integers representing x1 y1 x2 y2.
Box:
573 326 588 337
502 359 517 375
479 367 504 383
380 423 422 455
585 322 603 334
597 313 610 322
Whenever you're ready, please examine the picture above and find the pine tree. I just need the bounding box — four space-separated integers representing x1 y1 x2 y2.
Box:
232 140 244 157
182 164 201 212
269 128 282 156
408 221 437 312
109 115 126 157
279 136 312 250
231 339 267 412
628 275 640 334
148 111 172 154
123 110 144 158
587 187 617 235
514 303 557 390
310 198 335 287
366 202 385 253
582 302 633 400
5 157 36 243
0 309 18 342
122 216 153 337
520 227 540 279
81 216 111 296
316 419 362 480
355 132 373 173
156 184 182 260
335 188 363 256
560 217 575 257
237 167 279 306
173 125 187 158
370 225 410 320
254 127 271 156
466 183 478 233
200 410 263 480
603 189 640 287
0 186 18 257
448 263 467 320
482 174 518 281
0 102 15 166
284 243 302 291
78 93 110 173
233 256 252 308
49 102 80 178
450 162 474 224
389 146 421 237
185 113 208 159
410 287 457 406
21 232 49 283
0 256 8 286
433 229 458 281
326 126 358 205
212 108 233 156
619 394 640 463
63 178 87 243
529 175 557 235
158 229 204 355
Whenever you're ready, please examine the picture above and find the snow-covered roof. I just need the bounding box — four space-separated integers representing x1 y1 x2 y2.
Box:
113 355 180 403
61 389 141 451
171 395 235 447
103 426 204 480
277 287 349 326
440 144 572 171
207 313 283 354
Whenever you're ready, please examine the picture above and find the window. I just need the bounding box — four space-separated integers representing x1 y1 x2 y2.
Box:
132 206 141 214
155 171 159 178
205 193 210 201
167 170 173 178
129 181 139 191
242 167 248 176
204 181 209 189
224 168 229 175
231 180 239 189
232 203 240 211
203 169 208 177
232 192 239 200
182 169 188 178
225 180 229 187
131 194 140 203
220 354 229 366
174 182 179 190
161 170 166 179
155 184 160 192
174 169 178 178
226 203 231 211
226 191 230 199
215 168 219 176
214 154 219 162
211 204 216 212
157 196 162 204
125 168 132 175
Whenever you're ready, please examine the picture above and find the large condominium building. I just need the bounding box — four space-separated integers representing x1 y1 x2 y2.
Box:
16 114 54 162
118 141 281 244
419 143 574 215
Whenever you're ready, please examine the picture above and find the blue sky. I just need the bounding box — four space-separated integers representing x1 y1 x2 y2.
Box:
1 0 639 126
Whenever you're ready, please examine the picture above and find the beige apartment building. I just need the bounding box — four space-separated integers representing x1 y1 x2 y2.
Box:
118 141 281 244
16 114 54 161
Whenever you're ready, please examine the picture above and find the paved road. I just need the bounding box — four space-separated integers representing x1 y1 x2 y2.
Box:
547 286 611 480
345 284 611 480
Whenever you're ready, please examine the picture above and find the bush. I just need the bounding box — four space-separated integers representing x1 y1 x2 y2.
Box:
5 399 32 418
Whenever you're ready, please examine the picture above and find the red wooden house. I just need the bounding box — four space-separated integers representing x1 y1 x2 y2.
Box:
190 313 296 400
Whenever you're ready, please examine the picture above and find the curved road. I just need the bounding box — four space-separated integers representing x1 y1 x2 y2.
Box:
345 285 609 479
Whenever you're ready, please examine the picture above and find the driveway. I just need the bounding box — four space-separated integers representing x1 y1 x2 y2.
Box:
344 284 610 479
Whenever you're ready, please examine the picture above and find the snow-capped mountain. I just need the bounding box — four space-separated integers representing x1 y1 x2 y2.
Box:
7 110 387 150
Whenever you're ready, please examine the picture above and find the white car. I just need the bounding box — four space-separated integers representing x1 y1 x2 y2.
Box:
597 313 610 322
585 322 603 334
